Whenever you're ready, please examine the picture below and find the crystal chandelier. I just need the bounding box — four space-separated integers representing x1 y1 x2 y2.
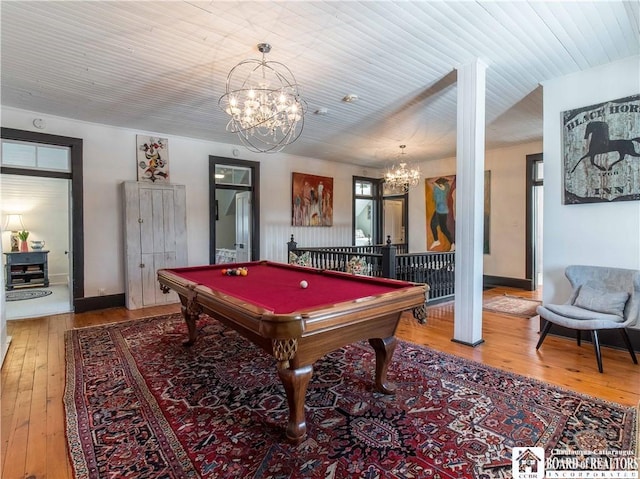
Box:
384 145 421 192
219 43 306 153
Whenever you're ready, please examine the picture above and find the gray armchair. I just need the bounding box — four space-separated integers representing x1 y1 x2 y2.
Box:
536 265 639 373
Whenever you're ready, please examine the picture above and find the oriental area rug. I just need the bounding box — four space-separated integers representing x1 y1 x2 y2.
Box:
482 294 542 318
64 313 637 479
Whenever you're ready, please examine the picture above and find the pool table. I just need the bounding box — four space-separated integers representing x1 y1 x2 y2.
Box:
157 260 428 443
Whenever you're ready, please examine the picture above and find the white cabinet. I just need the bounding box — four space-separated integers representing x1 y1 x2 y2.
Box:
123 181 187 309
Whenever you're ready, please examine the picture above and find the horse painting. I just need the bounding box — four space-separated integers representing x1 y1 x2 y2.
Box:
570 121 640 173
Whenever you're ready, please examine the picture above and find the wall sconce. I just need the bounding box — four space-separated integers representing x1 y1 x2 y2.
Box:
3 214 25 252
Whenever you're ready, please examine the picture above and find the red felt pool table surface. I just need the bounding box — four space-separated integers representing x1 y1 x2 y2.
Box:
163 260 416 314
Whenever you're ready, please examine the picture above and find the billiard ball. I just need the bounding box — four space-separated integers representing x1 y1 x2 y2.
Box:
300 280 308 289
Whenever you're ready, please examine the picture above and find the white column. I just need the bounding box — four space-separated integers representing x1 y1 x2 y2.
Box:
453 59 487 346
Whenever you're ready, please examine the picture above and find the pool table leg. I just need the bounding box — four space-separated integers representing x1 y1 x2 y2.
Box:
179 294 202 346
368 336 397 394
277 363 313 444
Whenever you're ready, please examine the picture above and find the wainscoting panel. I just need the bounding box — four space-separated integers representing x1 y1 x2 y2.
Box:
262 223 352 263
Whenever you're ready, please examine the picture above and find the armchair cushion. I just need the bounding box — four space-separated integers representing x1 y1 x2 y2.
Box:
573 284 629 318
543 304 625 325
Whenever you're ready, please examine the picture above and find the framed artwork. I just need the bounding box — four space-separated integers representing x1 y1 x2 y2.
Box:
562 94 640 204
425 175 456 252
137 135 169 183
292 172 333 226
425 171 490 253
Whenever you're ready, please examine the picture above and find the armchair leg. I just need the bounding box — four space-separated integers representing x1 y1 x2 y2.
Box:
576 330 581 347
619 329 638 365
536 320 553 350
590 330 603 373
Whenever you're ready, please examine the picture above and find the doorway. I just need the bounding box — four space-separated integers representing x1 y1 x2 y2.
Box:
1 130 82 318
209 157 260 264
352 176 408 248
1 175 72 318
383 197 406 244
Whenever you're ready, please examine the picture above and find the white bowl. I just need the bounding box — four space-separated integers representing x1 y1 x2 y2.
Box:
30 241 45 250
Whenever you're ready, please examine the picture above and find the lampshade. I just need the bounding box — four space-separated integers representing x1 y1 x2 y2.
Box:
3 214 25 232
219 43 306 153
384 145 421 193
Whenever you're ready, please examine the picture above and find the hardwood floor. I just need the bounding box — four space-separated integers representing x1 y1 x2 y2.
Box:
2 287 638 478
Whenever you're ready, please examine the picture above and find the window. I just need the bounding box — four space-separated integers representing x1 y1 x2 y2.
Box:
214 165 251 186
353 178 378 246
1 140 71 172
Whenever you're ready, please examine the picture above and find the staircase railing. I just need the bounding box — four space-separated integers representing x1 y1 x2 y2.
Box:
286 235 454 302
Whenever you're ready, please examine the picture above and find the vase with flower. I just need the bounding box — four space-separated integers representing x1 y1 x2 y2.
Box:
17 230 29 252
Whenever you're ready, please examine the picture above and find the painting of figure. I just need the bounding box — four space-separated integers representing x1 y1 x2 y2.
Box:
425 172 491 253
425 175 456 252
563 94 640 204
292 172 333 226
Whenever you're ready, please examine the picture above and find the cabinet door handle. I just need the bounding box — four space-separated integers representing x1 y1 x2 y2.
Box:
139 263 145 268
138 218 144 223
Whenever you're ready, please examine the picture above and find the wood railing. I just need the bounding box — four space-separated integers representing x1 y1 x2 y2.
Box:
287 235 454 302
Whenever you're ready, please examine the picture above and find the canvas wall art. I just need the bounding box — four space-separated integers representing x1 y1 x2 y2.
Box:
292 172 333 226
563 94 640 204
425 175 456 252
425 172 491 253
137 135 169 183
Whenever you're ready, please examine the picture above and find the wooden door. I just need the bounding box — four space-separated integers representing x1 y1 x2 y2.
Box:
123 181 187 309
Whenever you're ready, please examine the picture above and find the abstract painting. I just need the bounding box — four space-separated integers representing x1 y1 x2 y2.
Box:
137 135 169 183
563 95 640 204
292 172 333 226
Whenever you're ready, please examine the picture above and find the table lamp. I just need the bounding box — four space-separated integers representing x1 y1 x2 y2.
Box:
3 214 25 252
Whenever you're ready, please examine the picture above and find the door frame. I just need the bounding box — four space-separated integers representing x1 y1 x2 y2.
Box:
352 176 383 245
235 191 252 262
209 156 260 263
525 152 543 291
1 128 84 306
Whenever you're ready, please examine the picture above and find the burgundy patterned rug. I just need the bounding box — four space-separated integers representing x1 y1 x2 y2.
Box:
64 313 637 479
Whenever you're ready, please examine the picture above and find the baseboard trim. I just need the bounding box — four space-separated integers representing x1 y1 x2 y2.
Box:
1 335 12 368
74 293 125 313
451 338 485 347
483 275 534 291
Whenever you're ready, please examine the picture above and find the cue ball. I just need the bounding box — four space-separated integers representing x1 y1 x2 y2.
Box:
300 280 308 289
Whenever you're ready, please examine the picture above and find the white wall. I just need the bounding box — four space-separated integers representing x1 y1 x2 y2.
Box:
1 106 371 297
408 140 543 279
541 55 640 308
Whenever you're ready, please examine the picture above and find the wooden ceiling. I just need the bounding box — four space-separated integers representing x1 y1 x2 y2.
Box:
1 1 638 166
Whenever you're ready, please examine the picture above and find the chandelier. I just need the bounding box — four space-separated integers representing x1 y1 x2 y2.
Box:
219 43 306 153
384 145 421 192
